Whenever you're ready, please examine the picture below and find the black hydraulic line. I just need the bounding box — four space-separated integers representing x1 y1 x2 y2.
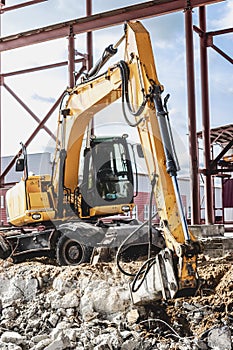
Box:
20 142 28 181
56 103 70 218
131 144 138 198
116 176 159 290
20 142 29 211
116 212 158 277
57 148 66 218
129 174 158 292
118 60 147 127
148 173 158 259
131 257 157 293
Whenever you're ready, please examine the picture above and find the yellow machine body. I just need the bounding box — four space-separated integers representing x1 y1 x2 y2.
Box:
5 21 200 295
6 175 55 226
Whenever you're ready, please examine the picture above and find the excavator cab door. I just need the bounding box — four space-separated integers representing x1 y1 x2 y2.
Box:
79 137 134 218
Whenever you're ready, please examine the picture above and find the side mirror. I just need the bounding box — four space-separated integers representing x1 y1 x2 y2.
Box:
136 144 144 158
15 158 25 172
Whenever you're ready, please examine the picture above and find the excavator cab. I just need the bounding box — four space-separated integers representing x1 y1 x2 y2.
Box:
79 136 134 218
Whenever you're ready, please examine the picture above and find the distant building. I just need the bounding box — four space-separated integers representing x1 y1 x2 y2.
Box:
1 152 53 184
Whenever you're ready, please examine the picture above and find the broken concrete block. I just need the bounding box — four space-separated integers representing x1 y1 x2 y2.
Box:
207 326 232 350
91 284 131 314
44 339 64 350
126 308 140 325
0 275 39 306
51 290 79 309
30 333 49 344
0 331 26 345
1 343 23 350
1 306 17 319
47 313 60 327
33 338 51 350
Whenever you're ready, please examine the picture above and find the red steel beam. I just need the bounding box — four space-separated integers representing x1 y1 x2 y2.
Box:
0 0 224 52
1 0 48 13
211 44 233 64
185 6 200 225
207 27 233 36
86 0 93 71
2 58 85 77
199 6 214 224
0 90 64 181
86 0 94 135
68 28 75 88
3 82 56 141
193 25 233 64
193 25 233 37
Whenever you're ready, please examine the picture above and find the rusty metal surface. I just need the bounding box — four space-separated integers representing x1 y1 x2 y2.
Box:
1 0 47 12
0 90 65 181
0 0 224 52
199 6 214 224
185 7 200 225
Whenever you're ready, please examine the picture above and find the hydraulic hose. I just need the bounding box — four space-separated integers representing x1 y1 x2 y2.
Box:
115 173 158 289
148 173 158 259
116 212 158 277
118 60 147 127
130 174 158 292
131 257 157 293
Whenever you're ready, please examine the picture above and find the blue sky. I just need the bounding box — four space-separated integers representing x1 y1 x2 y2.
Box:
1 0 233 175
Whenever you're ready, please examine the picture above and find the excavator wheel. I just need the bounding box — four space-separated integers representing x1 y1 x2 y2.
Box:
56 234 93 266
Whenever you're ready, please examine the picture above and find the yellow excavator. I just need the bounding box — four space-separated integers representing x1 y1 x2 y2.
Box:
1 21 200 302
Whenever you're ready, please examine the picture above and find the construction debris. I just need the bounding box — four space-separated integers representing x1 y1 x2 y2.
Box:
0 253 232 350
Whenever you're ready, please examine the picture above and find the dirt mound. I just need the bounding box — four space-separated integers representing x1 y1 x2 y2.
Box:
163 254 233 340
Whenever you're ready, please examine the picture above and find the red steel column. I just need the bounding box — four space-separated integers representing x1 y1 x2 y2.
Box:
184 6 200 224
0 6 3 186
221 177 225 224
199 6 214 224
86 0 93 71
68 27 75 88
86 0 94 135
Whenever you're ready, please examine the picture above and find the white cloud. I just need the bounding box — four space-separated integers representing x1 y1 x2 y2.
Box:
31 93 56 104
2 0 85 35
2 39 67 71
209 0 233 28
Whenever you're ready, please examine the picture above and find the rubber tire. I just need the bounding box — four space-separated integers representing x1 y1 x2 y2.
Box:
56 234 93 266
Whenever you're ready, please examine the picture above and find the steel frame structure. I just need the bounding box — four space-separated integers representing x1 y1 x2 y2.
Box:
197 124 233 223
194 9 233 224
0 0 231 225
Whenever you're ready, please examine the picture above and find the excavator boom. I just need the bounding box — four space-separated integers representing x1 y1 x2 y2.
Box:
4 21 200 301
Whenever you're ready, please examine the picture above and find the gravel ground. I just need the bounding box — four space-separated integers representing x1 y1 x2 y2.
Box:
0 252 232 349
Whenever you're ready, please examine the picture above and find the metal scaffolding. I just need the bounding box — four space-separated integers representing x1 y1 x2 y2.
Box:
0 0 232 224
194 9 233 224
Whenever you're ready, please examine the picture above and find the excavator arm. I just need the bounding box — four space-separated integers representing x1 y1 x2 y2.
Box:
52 21 200 295
5 21 200 299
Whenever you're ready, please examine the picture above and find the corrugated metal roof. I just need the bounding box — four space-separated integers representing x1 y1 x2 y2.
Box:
197 124 233 146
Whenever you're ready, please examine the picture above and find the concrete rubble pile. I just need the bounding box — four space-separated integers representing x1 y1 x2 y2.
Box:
0 254 232 350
